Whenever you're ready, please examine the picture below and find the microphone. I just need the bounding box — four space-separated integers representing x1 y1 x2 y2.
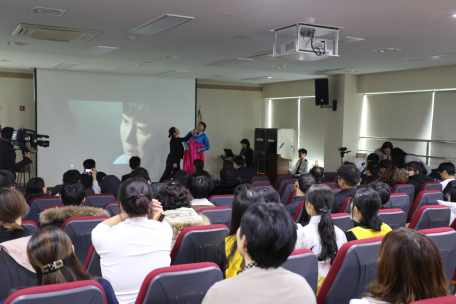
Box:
279 143 284 150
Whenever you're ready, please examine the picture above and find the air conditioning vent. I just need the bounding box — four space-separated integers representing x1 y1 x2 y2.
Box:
12 24 101 42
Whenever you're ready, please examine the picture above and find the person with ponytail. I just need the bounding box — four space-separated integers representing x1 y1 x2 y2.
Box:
345 188 392 242
0 188 33 243
295 184 347 293
92 178 172 304
405 161 436 196
159 127 195 182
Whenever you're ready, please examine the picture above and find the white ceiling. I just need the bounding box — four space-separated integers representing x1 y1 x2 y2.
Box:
1 0 456 84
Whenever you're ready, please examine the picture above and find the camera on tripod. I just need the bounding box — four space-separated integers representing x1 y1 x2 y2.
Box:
11 127 50 153
338 147 347 152
338 147 351 166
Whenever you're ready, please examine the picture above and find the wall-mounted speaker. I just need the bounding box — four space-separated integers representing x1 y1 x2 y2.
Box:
315 78 329 105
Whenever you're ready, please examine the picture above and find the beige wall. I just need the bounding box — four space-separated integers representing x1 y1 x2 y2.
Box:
262 79 315 99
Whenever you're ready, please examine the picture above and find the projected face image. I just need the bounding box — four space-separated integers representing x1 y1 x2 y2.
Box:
120 114 153 162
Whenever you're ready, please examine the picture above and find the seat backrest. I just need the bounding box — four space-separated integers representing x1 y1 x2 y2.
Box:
277 178 296 194
331 213 354 232
208 195 234 208
281 249 318 295
338 197 352 213
273 174 294 189
85 188 95 195
294 200 305 222
408 206 451 230
249 175 269 183
420 227 456 286
377 209 407 229
103 201 118 217
135 262 223 304
84 194 116 208
170 225 229 265
410 296 456 304
197 207 232 229
51 184 63 196
21 221 38 232
251 180 271 186
28 196 62 223
324 172 337 182
83 245 102 277
317 236 383 304
0 250 37 300
253 184 273 191
419 182 442 193
286 191 296 205
3 281 107 304
408 190 444 222
318 181 337 189
391 184 415 212
61 216 109 263
332 188 341 195
280 183 295 203
384 193 410 214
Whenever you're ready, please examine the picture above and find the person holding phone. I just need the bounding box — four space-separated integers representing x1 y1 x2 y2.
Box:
183 122 210 175
80 159 106 192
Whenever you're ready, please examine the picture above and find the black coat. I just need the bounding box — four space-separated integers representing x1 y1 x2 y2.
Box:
407 174 436 196
236 166 257 182
121 172 133 182
240 147 255 168
168 133 193 165
332 188 358 213
0 140 31 174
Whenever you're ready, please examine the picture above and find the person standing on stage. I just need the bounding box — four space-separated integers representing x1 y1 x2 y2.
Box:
183 122 210 175
160 127 195 182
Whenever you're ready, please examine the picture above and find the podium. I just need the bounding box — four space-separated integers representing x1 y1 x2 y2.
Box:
266 153 292 183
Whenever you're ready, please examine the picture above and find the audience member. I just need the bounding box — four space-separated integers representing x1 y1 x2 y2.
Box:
0 188 33 243
80 159 107 188
405 161 435 196
193 159 210 178
295 184 347 293
24 177 48 204
233 183 254 197
350 228 448 304
361 153 379 177
332 165 360 213
438 162 455 191
256 187 281 204
366 181 391 209
172 170 190 188
62 169 81 184
187 174 214 211
40 183 109 229
345 188 392 241
203 203 316 304
310 166 325 183
378 165 406 188
92 178 171 304
100 175 121 198
156 182 210 247
286 174 315 217
210 166 241 196
293 148 309 177
0 127 32 176
391 148 431 175
233 156 256 182
220 190 265 278
361 161 380 185
121 156 141 182
378 159 392 175
375 142 393 160
131 167 151 184
237 139 254 168
0 170 30 218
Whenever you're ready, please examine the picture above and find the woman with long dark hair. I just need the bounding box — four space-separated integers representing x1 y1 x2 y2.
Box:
0 188 33 243
24 177 48 204
350 228 448 304
159 127 195 182
375 142 393 160
405 161 436 196
390 147 431 175
295 184 347 293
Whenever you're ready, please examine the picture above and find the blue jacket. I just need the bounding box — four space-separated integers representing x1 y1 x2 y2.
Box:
183 132 210 152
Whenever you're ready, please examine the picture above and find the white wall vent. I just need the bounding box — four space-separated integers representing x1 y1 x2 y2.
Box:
12 24 101 42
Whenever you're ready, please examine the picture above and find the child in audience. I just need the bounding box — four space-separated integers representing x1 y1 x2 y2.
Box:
295 184 347 294
187 174 214 211
405 161 436 196
257 187 281 204
378 165 406 188
24 177 48 204
350 228 448 304
0 188 34 243
173 170 190 188
155 182 210 247
92 178 171 304
345 188 392 241
365 181 391 209
39 183 109 229
193 159 210 178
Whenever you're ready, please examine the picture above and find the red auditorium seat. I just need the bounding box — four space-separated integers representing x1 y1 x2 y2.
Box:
84 245 102 277
408 190 443 222
249 175 269 184
332 188 341 194
253 184 273 191
391 184 415 211
293 201 305 222
324 172 337 182
250 180 271 186
317 236 384 304
411 296 456 303
135 262 223 304
84 194 116 208
103 201 118 217
338 197 352 213
84 188 95 195
197 207 232 228
377 209 407 229
384 193 410 214
277 178 297 194
285 190 296 205
170 225 229 265
208 195 234 208
21 221 38 232
281 249 318 295
419 182 442 193
28 196 62 223
273 174 294 189
51 184 63 196
318 181 337 189
408 206 451 230
280 183 295 203
331 213 354 232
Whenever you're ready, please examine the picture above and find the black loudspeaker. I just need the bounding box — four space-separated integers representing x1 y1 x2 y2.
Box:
315 78 329 105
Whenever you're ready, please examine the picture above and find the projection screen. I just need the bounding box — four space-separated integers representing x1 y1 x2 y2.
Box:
37 69 195 186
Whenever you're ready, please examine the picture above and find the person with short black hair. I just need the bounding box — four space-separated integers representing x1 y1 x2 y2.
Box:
100 175 121 199
360 153 380 178
286 174 315 217
233 156 256 182
310 166 325 183
122 156 141 182
332 164 361 213
236 139 254 168
345 188 392 241
379 159 392 175
187 174 214 211
62 169 81 184
293 148 309 177
39 183 109 229
209 166 241 196
203 203 316 304
257 187 281 204
0 169 17 189
405 161 436 196
438 162 455 191
366 181 391 209
0 127 32 175
361 161 380 185
183 122 210 175
80 159 107 193
131 167 151 184
193 159 210 178
24 177 48 204
172 170 190 188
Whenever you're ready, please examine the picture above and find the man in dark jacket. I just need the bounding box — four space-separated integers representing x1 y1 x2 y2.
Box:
233 156 256 182
332 164 361 213
122 156 141 182
0 127 32 175
285 174 315 217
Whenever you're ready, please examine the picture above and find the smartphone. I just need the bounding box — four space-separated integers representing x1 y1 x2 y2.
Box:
85 169 93 174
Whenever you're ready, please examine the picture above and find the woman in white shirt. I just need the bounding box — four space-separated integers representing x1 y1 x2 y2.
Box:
350 228 448 304
295 184 347 294
92 178 173 304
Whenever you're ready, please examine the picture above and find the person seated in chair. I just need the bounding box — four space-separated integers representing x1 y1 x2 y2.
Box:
332 164 361 213
187 174 214 211
0 170 30 217
405 161 436 196
379 159 392 176
131 167 151 185
378 165 406 188
285 174 315 218
39 183 109 229
361 161 380 185
293 149 310 178
121 156 141 182
310 166 325 183
193 159 210 178
209 166 241 196
233 156 256 182
80 159 107 189
365 181 391 209
0 188 34 243
438 162 455 194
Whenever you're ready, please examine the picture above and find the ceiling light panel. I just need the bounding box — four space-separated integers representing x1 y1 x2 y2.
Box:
7 41 29 46
156 70 189 76
403 52 456 61
208 58 253 66
242 76 275 81
53 62 79 69
31 6 66 16
372 48 401 52
130 14 194 36
81 46 119 56
338 36 365 44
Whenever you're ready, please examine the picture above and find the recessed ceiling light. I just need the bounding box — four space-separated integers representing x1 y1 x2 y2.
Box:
7 41 29 46
233 35 251 39
158 55 178 59
53 62 79 69
156 70 189 76
372 48 401 52
31 6 66 16
81 46 119 56
271 65 287 68
0 59 11 62
242 76 275 81
130 14 194 36
208 58 253 66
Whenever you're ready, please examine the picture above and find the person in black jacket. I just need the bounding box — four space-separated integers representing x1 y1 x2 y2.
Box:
160 127 195 182
235 139 254 168
121 156 141 182
361 161 380 185
0 127 32 175
233 156 256 182
405 161 436 196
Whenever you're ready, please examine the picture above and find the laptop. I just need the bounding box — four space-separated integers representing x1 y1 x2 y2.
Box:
224 149 235 158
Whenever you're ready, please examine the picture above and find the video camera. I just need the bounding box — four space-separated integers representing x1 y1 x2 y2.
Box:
10 127 50 153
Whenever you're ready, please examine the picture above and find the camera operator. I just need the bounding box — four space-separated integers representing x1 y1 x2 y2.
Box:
0 127 32 175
